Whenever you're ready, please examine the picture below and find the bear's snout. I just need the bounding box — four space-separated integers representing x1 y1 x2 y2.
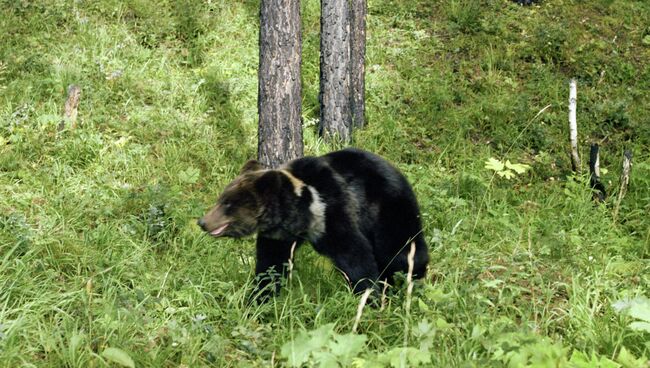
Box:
197 218 207 231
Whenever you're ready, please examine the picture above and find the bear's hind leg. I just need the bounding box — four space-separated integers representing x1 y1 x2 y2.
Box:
319 231 381 295
376 234 429 285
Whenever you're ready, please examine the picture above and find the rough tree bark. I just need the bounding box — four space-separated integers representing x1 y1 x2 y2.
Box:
258 0 303 168
319 0 352 142
350 0 366 129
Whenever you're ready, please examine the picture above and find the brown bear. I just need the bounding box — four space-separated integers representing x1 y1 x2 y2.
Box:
198 148 429 300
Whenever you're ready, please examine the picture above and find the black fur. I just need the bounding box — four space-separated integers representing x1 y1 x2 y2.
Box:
255 148 429 297
199 148 430 301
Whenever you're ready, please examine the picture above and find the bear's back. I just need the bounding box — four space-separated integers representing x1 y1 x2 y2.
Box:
322 148 413 200
285 148 420 226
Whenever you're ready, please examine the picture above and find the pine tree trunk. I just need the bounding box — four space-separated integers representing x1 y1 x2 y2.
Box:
258 0 303 168
350 0 366 129
319 0 352 142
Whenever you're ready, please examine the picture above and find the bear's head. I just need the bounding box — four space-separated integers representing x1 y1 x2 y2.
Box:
198 160 287 238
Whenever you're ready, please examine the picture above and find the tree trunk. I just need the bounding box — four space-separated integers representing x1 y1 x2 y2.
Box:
58 84 81 131
258 0 303 168
319 0 352 142
350 0 366 129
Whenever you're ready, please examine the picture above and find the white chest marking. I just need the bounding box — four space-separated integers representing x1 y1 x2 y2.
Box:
307 186 326 241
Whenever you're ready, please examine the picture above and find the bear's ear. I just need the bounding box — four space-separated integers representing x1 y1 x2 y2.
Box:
240 159 263 174
253 171 282 199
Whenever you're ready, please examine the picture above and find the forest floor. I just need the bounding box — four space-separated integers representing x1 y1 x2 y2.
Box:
1 0 649 366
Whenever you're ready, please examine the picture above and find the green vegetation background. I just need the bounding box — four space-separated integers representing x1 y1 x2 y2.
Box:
1 0 649 366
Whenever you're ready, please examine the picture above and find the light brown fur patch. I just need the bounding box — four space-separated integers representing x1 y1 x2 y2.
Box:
279 169 305 196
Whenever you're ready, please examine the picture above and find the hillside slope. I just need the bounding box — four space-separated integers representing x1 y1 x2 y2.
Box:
1 0 648 366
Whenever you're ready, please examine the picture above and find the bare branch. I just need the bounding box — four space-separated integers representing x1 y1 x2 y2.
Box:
352 288 373 333
589 144 606 202
568 79 580 172
613 150 632 221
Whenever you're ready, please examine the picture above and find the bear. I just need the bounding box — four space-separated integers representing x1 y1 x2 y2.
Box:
198 148 429 300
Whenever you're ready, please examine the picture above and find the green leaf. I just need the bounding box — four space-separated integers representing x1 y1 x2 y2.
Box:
613 299 634 313
406 348 431 366
281 331 313 367
281 324 335 367
69 333 84 352
568 351 590 367
628 301 650 323
569 350 621 368
351 357 380 368
613 296 650 332
482 279 504 288
378 347 431 367
496 169 515 179
416 319 433 336
309 323 336 348
616 346 647 368
628 321 650 333
179 166 200 184
312 351 339 368
329 333 367 360
434 317 452 331
504 160 530 174
102 347 135 368
471 324 485 339
485 158 505 172
417 297 430 312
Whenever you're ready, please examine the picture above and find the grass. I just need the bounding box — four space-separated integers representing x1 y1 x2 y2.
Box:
1 0 649 366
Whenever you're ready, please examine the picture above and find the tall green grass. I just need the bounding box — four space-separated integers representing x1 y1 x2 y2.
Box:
1 0 649 366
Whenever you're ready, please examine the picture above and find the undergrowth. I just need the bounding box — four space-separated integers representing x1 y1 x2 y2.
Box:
1 0 649 366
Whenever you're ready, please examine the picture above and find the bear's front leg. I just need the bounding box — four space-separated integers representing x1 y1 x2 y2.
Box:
253 236 300 303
